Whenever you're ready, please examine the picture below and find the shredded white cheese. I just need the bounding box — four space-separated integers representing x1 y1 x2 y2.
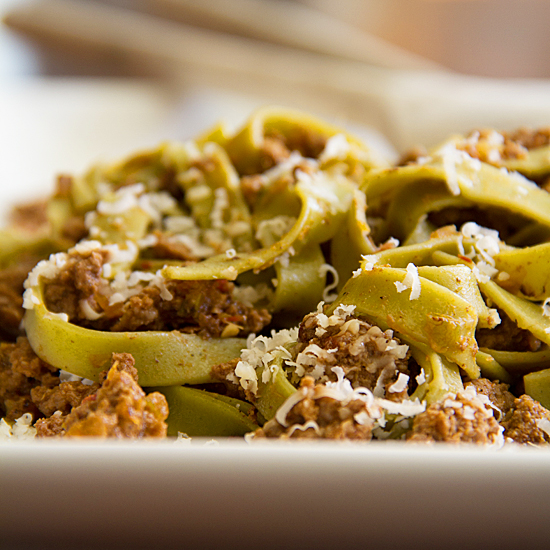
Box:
318 264 339 303
461 222 501 283
210 187 229 229
395 263 421 300
318 134 350 164
234 361 259 395
233 327 300 395
415 368 426 386
0 413 36 440
387 373 410 393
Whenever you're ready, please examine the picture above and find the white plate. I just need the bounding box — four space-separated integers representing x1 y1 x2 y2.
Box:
2 79 550 550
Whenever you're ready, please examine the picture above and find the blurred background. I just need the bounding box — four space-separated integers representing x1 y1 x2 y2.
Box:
3 0 550 218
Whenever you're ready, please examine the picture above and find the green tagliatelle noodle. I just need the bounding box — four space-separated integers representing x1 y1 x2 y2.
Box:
348 131 550 410
15 107 388 435
7 111 550 438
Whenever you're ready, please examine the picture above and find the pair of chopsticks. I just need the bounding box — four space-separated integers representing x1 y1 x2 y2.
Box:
3 0 441 90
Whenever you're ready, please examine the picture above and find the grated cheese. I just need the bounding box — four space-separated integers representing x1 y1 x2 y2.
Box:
387 373 410 393
0 413 36 440
415 368 426 386
234 361 258 395
287 420 322 437
295 169 343 215
394 281 407 293
210 187 229 229
233 327 300 394
171 234 215 259
435 143 482 196
275 387 309 427
396 263 421 300
186 184 211 202
59 370 95 385
375 397 426 417
318 263 339 303
439 144 462 196
384 237 400 249
79 299 103 320
96 183 144 215
232 283 273 308
318 134 350 164
261 151 307 184
462 405 477 421
461 222 501 283
22 288 40 310
45 311 69 322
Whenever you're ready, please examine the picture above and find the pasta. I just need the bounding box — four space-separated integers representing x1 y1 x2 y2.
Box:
2 109 550 444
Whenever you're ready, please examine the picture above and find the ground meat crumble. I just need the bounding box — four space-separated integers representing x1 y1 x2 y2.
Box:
0 256 40 341
501 394 550 445
210 358 247 400
252 376 377 440
476 310 542 352
105 279 270 337
31 380 98 418
291 309 411 401
36 353 168 438
465 378 515 421
457 128 550 165
0 336 98 423
42 250 107 322
41 249 271 338
407 387 503 445
0 337 60 421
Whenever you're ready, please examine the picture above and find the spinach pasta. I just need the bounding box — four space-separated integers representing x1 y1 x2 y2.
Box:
2 109 550 445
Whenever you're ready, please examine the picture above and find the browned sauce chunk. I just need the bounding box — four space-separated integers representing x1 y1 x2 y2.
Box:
36 353 168 438
254 377 375 440
42 250 271 338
